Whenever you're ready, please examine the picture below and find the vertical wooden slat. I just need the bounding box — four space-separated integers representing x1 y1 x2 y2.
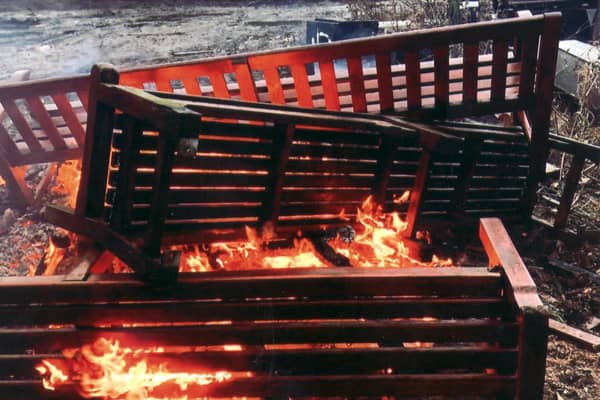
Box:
403 150 432 238
375 53 394 112
525 13 561 216
405 50 421 114
76 90 89 111
518 35 539 102
463 42 479 105
451 135 482 215
347 56 367 112
75 64 119 218
372 134 396 207
232 60 259 102
491 40 509 101
182 77 202 96
26 97 67 150
318 60 341 111
554 152 586 230
110 116 143 231
210 73 231 99
263 67 286 104
433 46 449 114
154 78 172 92
290 64 314 108
52 93 86 146
261 123 295 225
144 128 178 257
0 99 43 152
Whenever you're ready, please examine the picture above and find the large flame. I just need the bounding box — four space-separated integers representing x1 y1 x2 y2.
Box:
35 338 232 399
331 195 452 268
179 193 452 271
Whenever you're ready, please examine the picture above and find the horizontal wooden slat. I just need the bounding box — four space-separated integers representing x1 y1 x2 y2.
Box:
0 269 502 305
0 346 517 378
130 204 262 221
108 188 266 205
0 374 517 398
0 298 506 327
0 319 517 353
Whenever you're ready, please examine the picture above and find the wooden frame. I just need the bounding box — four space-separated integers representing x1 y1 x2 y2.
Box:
0 218 547 399
0 13 560 220
47 65 466 277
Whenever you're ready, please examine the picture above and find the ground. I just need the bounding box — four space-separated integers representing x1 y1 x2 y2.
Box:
0 1 599 399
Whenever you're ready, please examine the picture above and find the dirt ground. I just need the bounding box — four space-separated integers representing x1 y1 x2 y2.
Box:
0 1 599 400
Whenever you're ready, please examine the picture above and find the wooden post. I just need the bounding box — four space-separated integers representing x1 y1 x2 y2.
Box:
260 123 294 226
110 116 144 231
451 135 482 216
143 125 179 258
76 64 119 218
523 13 561 218
479 218 548 400
554 152 586 230
403 151 433 238
372 134 396 208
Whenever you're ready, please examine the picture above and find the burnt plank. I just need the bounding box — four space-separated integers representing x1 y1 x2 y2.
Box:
0 374 517 399
0 319 518 352
0 268 502 305
0 347 517 378
0 298 507 327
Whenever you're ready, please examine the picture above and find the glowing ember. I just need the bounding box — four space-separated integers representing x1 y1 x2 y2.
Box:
36 338 232 399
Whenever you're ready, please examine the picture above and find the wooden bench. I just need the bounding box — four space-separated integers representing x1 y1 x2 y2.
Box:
45 66 464 276
0 13 560 223
0 218 548 400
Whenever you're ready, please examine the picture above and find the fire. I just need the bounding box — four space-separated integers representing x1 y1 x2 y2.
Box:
178 193 452 271
179 226 326 272
51 160 81 208
36 337 232 399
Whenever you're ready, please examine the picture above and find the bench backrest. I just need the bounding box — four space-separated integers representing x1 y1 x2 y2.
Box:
0 13 559 172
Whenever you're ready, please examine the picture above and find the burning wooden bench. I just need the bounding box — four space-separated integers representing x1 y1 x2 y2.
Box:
0 218 547 399
0 13 562 225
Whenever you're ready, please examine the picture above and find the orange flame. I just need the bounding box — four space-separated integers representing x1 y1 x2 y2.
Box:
177 194 452 271
36 338 232 399
330 195 452 268
51 161 81 208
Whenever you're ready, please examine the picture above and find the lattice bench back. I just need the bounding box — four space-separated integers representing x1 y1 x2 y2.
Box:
0 13 559 214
